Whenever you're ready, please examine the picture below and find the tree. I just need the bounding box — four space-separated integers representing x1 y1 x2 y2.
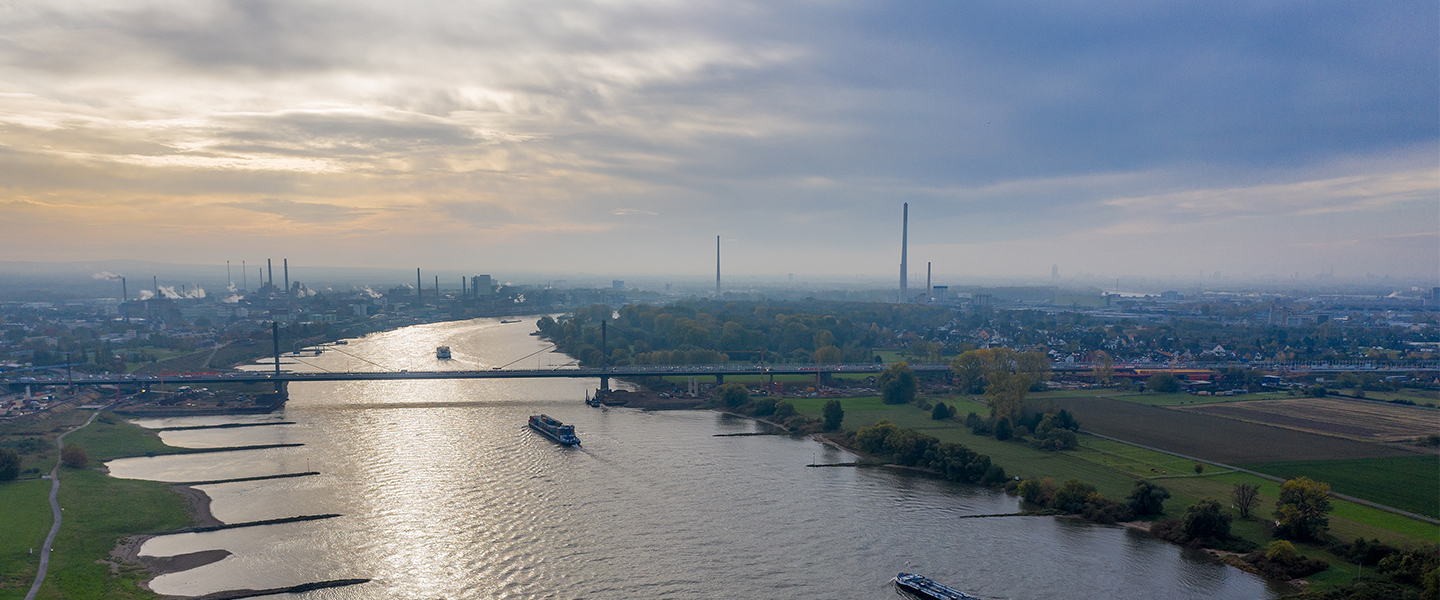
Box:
1181 498 1232 541
772 401 795 420
1127 480 1171 516
717 382 749 408
951 351 986 393
814 345 842 364
1146 372 1181 393
60 445 88 469
1053 479 1098 514
1274 476 1332 541
0 448 19 481
1232 483 1260 519
985 372 1033 425
822 400 844 431
931 402 951 420
1093 351 1114 385
993 417 1013 441
1266 540 1298 564
878 362 918 405
1193 462 1205 474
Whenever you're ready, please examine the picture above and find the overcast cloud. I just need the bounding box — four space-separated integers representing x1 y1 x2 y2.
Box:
0 0 1434 282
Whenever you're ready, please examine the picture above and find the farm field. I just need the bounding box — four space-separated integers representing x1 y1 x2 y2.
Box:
1241 456 1440 520
790 395 1438 545
1342 389 1440 408
1050 396 1412 464
1114 391 1291 407
1178 396 1439 442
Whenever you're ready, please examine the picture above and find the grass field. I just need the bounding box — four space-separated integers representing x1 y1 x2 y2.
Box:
1051 396 1412 464
1182 397 1438 443
1241 456 1440 520
30 469 191 600
0 479 52 595
0 411 197 600
64 415 193 461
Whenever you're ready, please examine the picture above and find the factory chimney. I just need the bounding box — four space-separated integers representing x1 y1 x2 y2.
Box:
926 262 931 304
121 277 127 303
153 275 158 296
435 275 439 300
267 259 274 294
416 268 423 306
716 235 721 295
283 259 290 296
242 260 247 292
899 203 908 303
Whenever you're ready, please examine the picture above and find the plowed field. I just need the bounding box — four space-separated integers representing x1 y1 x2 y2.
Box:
1177 397 1438 443
1054 396 1414 464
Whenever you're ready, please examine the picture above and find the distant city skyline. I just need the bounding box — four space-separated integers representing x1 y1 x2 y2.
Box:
0 1 1434 280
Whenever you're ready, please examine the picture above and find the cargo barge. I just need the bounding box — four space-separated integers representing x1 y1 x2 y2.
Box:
528 414 580 445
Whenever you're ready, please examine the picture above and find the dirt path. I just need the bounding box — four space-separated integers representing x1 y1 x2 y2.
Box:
25 406 106 600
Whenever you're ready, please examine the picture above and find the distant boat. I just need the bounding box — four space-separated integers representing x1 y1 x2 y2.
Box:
528 414 580 445
436 346 452 359
893 573 976 600
500 319 521 324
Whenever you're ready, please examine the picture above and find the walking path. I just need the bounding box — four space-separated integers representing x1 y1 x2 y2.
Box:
25 407 106 600
1080 429 1440 526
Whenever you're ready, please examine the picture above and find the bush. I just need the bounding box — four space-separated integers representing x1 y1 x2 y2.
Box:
772 401 796 420
1266 540 1298 563
60 445 88 469
717 382 749 407
0 447 19 481
822 400 844 431
1127 480 1171 516
994 417 1013 441
1147 372 1181 393
1181 498 1232 542
879 362 918 404
931 402 951 420
1053 479 1098 514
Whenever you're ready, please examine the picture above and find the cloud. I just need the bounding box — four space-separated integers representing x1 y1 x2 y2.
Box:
217 198 374 224
612 208 658 216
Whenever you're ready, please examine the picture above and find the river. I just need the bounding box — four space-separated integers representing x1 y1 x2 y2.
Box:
106 318 1286 599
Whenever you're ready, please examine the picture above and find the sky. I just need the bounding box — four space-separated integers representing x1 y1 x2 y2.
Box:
0 0 1436 284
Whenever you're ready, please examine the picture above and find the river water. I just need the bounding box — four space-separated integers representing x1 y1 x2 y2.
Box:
107 318 1284 599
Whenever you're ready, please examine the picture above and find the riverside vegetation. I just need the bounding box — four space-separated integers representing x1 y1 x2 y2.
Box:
0 406 199 599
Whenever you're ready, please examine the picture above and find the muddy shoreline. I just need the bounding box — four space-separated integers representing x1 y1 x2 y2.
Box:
109 483 228 594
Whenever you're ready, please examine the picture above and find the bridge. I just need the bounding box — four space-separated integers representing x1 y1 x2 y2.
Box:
2 363 953 389
5 360 1434 389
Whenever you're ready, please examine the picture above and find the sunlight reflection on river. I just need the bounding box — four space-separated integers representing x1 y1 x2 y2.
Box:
107 318 1285 599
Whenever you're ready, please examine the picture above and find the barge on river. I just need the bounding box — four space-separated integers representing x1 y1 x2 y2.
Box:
893 573 976 600
529 414 580 445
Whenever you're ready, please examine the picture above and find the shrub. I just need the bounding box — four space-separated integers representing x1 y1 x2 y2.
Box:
717 382 749 407
772 401 796 420
931 402 951 420
1147 372 1181 393
821 400 844 431
60 445 88 469
994 417 1013 441
1266 540 1298 564
1181 498 1232 541
1052 479 1098 514
0 448 19 481
1127 480 1171 516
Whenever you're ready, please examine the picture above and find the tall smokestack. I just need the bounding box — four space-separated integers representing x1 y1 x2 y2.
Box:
417 268 423 306
242 261 247 292
283 259 290 296
153 275 158 296
226 261 231 287
435 275 439 299
926 262 931 304
716 235 721 295
899 203 908 303
122 277 127 303
267 259 273 293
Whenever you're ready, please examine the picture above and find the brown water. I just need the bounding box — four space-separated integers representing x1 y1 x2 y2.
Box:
107 318 1285 599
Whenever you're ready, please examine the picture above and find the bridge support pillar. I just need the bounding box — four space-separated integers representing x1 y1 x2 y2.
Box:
715 374 724 386
599 376 610 391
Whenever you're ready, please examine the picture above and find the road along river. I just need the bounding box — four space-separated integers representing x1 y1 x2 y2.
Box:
106 318 1287 599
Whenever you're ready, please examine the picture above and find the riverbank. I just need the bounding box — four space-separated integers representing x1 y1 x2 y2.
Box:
786 392 1438 594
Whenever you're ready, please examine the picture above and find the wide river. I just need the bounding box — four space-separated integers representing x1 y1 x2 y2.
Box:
107 318 1285 599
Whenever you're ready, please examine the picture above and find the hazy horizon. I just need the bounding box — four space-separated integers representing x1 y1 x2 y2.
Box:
0 1 1435 281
